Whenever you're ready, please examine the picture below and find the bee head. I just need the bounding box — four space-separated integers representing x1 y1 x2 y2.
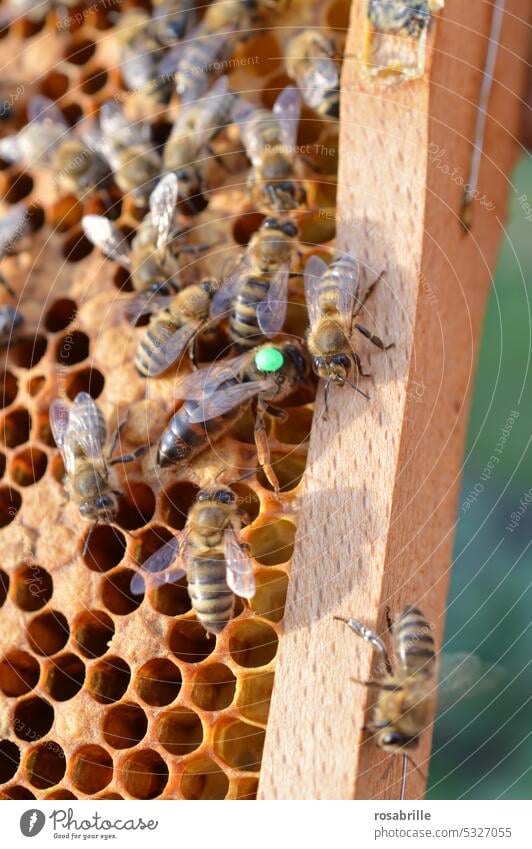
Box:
283 343 309 382
264 180 301 211
80 493 118 522
378 730 415 752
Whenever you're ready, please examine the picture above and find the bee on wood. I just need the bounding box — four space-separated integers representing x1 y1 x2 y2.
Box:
285 29 340 119
49 392 145 546
368 0 443 38
210 216 298 352
162 75 237 214
131 277 219 377
364 0 444 81
0 96 110 198
304 252 393 411
232 86 306 212
336 606 436 799
82 174 209 294
0 205 28 344
131 484 256 635
157 340 309 491
97 101 161 207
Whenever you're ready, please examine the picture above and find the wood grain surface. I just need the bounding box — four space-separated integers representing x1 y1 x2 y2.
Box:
258 0 530 800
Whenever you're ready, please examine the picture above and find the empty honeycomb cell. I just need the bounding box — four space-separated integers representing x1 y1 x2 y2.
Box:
191 663 237 712
0 371 18 408
66 367 105 400
257 451 307 494
45 298 77 332
232 212 266 246
25 741 66 790
27 375 46 397
0 740 20 783
0 568 8 606
180 757 229 800
63 37 97 65
161 481 199 530
132 524 175 565
13 696 55 742
48 196 84 234
81 67 109 95
26 610 70 657
59 102 85 127
135 658 181 707
73 609 115 658
1 785 36 800
12 563 53 611
0 650 40 696
233 777 259 799
9 335 47 369
229 620 278 668
39 70 70 99
26 204 45 233
62 230 94 263
71 745 113 794
35 413 55 447
248 519 295 565
169 620 216 665
156 707 203 757
101 568 142 616
0 453 5 478
56 329 90 366
44 653 86 701
151 574 191 618
232 482 260 524
83 525 126 572
120 749 169 799
88 656 131 704
250 569 288 624
298 208 336 246
113 267 133 292
50 454 66 484
237 670 274 724
214 719 266 770
45 788 77 800
102 703 148 750
10 446 48 486
98 793 123 799
1 408 31 447
3 171 34 203
274 406 314 444
0 485 22 525
116 483 156 530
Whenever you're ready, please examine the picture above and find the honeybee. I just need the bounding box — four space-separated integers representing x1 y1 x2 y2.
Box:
132 277 219 377
336 606 436 799
131 484 256 635
151 0 199 44
364 0 444 81
210 216 298 352
0 96 110 197
114 11 174 105
163 75 236 213
285 30 340 119
304 252 393 411
368 0 443 37
0 205 28 343
232 87 306 211
82 174 208 294
157 340 309 491
49 392 145 542
98 101 161 206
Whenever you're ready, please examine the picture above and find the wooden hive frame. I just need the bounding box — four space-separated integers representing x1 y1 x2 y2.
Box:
0 0 529 802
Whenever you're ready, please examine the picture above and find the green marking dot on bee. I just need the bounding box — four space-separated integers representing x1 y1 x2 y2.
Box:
254 347 284 373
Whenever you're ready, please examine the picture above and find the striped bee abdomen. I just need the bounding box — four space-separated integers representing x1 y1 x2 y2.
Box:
187 551 234 634
135 312 180 377
394 606 435 675
229 275 270 350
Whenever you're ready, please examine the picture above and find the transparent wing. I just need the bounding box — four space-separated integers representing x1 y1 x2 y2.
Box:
121 47 156 91
0 204 27 255
209 258 246 319
158 42 184 78
334 252 361 327
28 95 68 130
49 398 71 464
173 351 251 399
436 652 507 712
130 536 183 595
111 293 172 325
231 97 264 166
272 86 301 151
0 134 23 163
65 392 107 463
82 215 131 269
304 254 328 330
193 75 234 141
144 321 201 377
225 526 256 600
149 173 178 250
185 380 270 424
100 100 150 146
256 264 289 337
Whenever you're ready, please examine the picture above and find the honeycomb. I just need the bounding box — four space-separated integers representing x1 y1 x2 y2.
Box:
0 0 350 799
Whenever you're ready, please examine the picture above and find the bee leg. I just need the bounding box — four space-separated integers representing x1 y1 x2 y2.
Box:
109 445 147 466
0 273 15 298
352 352 371 378
354 323 394 351
107 420 126 458
264 403 288 422
188 336 199 370
322 379 331 420
351 678 401 692
253 400 280 495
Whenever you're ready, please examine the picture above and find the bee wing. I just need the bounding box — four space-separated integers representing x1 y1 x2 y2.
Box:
0 204 27 255
120 44 157 91
272 86 301 151
82 215 131 269
436 652 507 712
185 380 271 424
149 173 178 251
209 258 246 319
49 399 75 472
0 133 23 164
256 264 289 338
193 76 235 141
144 321 201 377
335 252 361 327
100 100 150 147
172 351 251 399
231 97 264 166
27 95 68 130
130 535 184 595
224 526 256 600
66 392 107 463
304 254 328 330
111 293 172 325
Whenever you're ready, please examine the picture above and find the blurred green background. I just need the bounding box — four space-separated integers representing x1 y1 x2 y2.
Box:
428 155 532 799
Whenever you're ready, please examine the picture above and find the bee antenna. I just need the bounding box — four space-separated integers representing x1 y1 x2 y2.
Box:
345 379 371 401
83 521 98 557
400 753 427 800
